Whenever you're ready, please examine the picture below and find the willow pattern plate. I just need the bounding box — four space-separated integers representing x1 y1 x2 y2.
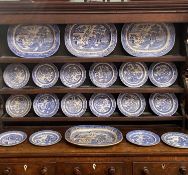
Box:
0 131 27 147
3 64 30 89
6 95 32 118
149 93 178 116
61 94 87 117
121 23 175 57
89 63 118 88
7 24 60 58
32 63 59 88
29 130 62 146
65 125 123 147
126 130 160 146
149 62 178 87
65 24 117 57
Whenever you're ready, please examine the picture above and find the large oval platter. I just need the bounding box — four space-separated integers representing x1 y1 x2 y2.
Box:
65 24 117 57
65 125 123 147
121 23 175 57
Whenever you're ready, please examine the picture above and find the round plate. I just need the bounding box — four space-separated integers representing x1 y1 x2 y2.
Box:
126 130 160 146
32 63 59 88
65 24 117 57
149 62 178 87
60 63 86 88
0 131 27 147
117 93 146 117
7 24 60 58
61 94 87 117
89 93 116 117
33 94 59 117
89 63 118 88
161 132 188 148
3 64 30 89
29 130 62 146
149 93 178 116
119 62 148 87
121 23 175 57
6 95 32 117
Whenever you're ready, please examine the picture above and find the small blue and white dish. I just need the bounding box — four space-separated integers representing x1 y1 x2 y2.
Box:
29 130 62 146
0 131 27 147
161 132 188 148
60 63 86 88
6 95 32 118
121 23 175 57
149 93 178 116
119 62 148 87
3 64 30 89
32 63 59 88
126 130 160 146
89 63 118 88
117 93 146 117
61 94 87 117
65 24 117 57
7 24 60 58
89 93 116 117
149 62 178 87
33 94 59 117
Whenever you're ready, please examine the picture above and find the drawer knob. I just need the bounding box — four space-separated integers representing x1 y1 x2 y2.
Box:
180 166 187 175
3 167 11 175
108 167 116 175
73 167 81 175
143 167 150 175
41 167 48 175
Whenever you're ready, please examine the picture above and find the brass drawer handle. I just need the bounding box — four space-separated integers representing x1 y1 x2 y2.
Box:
41 167 48 175
108 166 116 175
180 166 187 175
143 167 150 175
3 167 11 175
73 167 81 175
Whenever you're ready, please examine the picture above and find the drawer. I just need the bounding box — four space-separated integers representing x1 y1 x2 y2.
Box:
133 162 188 175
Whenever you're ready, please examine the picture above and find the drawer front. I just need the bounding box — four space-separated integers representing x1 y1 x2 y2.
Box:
133 162 188 175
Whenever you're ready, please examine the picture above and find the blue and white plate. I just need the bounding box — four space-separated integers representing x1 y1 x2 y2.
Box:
89 63 118 88
65 24 117 57
126 130 160 146
32 63 59 88
161 132 188 148
119 62 148 87
29 130 62 146
149 62 178 87
60 63 86 88
6 95 32 118
65 125 123 147
33 94 59 117
149 93 178 116
7 24 60 58
121 23 175 57
3 64 30 89
0 131 27 146
89 93 116 117
117 93 146 117
61 94 87 117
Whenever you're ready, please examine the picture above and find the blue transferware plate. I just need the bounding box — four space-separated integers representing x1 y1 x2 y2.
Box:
61 93 87 117
32 63 59 88
29 130 62 146
6 95 32 118
119 62 148 87
121 23 175 57
89 63 118 88
89 93 116 117
7 24 60 58
33 94 59 117
117 93 146 117
149 93 178 116
3 64 30 89
161 132 188 148
126 130 160 146
149 62 178 87
65 125 123 147
0 131 27 146
60 63 86 88
65 24 117 57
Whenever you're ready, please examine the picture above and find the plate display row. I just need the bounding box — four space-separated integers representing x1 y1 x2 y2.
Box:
7 23 175 58
3 62 178 89
5 93 178 118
